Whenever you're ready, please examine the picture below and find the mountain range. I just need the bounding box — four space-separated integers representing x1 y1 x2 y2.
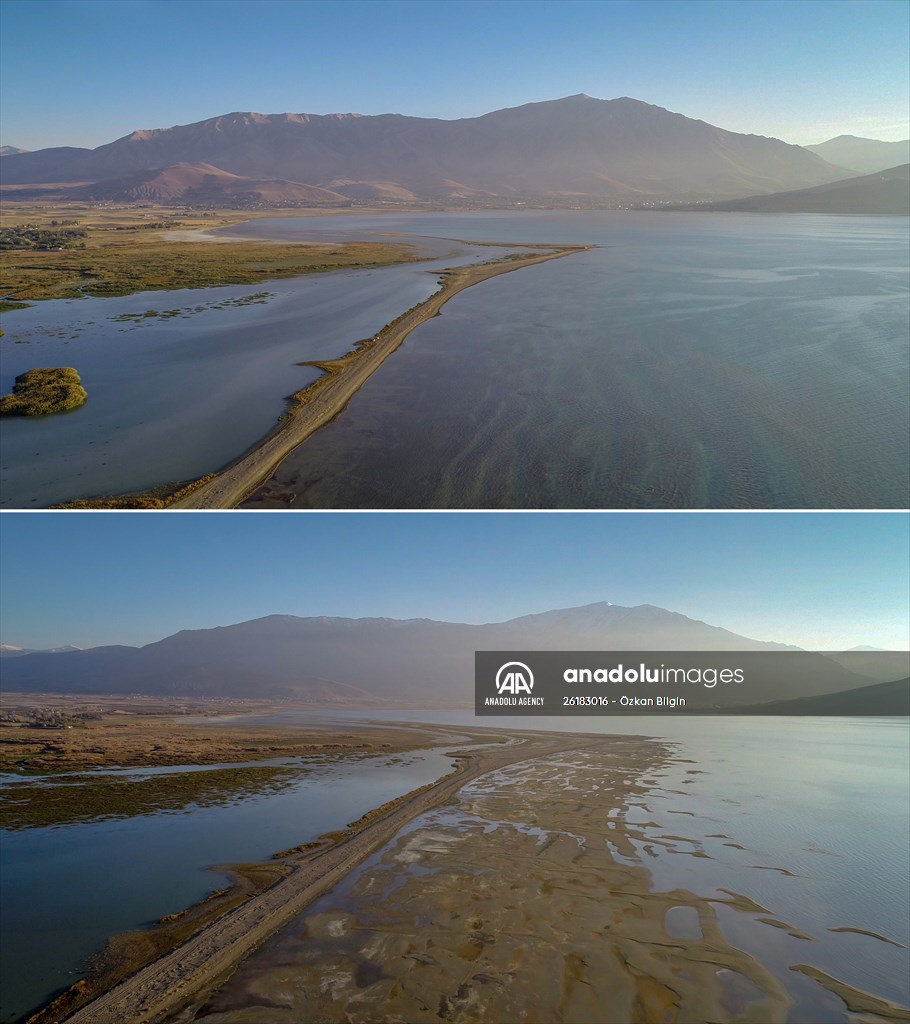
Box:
2 602 905 707
0 643 81 658
0 95 852 204
692 163 910 216
68 162 351 207
805 135 910 175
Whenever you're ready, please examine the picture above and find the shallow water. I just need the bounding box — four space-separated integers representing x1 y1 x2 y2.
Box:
238 210 909 508
0 747 456 1023
0 239 508 507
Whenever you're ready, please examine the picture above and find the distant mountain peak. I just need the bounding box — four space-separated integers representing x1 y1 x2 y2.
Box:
0 642 80 657
2 95 850 201
805 135 910 175
825 134 879 143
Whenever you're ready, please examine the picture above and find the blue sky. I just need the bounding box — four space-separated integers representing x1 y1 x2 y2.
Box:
1 0 907 151
1 512 907 651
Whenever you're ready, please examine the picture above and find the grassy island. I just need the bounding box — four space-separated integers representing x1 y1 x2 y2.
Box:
0 366 87 416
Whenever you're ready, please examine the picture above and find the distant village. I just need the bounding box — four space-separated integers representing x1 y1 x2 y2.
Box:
1 706 102 729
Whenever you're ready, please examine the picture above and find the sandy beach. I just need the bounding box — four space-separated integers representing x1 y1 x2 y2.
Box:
172 245 589 509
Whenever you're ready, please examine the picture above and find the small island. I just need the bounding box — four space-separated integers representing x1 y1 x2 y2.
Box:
0 366 88 416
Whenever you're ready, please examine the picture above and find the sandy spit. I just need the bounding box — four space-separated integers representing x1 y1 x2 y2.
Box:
63 734 594 1024
172 245 588 509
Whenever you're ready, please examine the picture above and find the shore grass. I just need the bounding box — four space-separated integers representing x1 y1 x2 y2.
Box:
0 366 87 416
0 204 421 301
0 764 308 830
50 474 217 509
0 765 309 827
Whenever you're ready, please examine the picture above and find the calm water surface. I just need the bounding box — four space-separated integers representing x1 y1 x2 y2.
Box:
0 239 507 507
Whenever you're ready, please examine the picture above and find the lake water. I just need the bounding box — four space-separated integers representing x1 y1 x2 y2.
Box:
0 747 457 1023
2 211 906 508
0 239 510 508
234 211 909 508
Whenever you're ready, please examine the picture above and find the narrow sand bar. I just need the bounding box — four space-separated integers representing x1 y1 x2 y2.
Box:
173 245 589 509
64 734 595 1024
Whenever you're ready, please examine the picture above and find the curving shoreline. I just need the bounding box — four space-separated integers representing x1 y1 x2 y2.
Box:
171 244 590 509
61 733 595 1024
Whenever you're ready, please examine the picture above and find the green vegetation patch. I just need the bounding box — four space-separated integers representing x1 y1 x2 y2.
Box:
0 223 87 251
0 366 87 416
109 291 273 324
0 236 422 301
0 764 306 830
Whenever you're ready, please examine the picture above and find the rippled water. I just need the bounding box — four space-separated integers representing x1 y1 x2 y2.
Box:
3 211 906 508
235 211 909 508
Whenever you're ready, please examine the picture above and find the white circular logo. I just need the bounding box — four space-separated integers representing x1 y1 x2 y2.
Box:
495 661 534 695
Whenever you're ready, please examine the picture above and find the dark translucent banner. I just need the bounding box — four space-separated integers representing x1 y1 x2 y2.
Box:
474 651 910 716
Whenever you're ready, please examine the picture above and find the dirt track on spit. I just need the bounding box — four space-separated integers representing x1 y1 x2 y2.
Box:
65 732 597 1023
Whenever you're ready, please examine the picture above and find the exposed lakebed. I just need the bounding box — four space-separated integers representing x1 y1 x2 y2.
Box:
211 712 906 1024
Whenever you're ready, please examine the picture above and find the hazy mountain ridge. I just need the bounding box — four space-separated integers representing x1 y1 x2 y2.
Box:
62 162 351 206
0 95 850 202
1 602 893 705
0 643 80 658
729 678 910 716
805 135 910 175
687 163 910 215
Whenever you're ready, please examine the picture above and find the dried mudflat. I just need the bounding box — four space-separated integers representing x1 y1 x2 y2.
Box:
32 729 910 1024
177 739 809 1024
59 734 582 1024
